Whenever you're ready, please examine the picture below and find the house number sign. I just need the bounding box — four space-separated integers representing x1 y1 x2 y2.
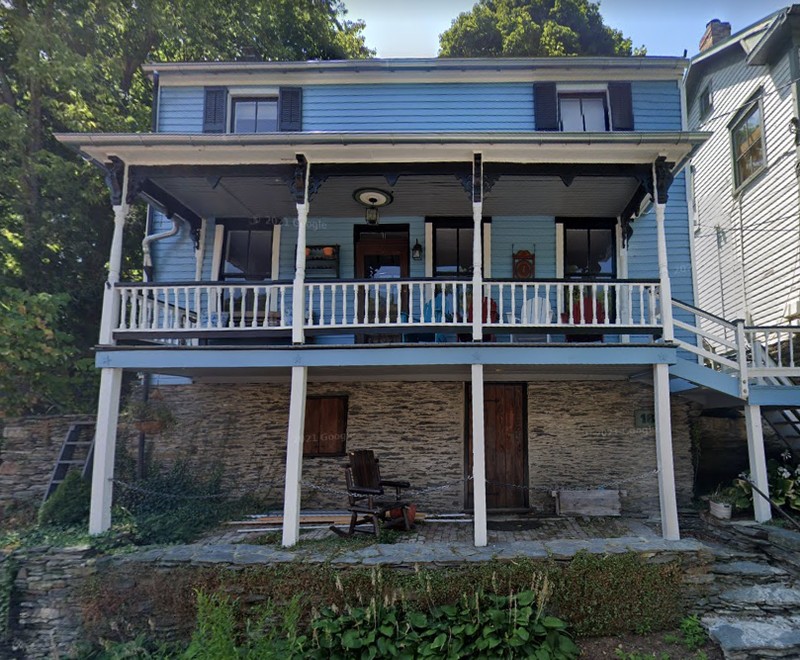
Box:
634 409 655 428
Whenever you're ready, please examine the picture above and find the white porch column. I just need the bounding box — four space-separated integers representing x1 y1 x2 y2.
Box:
472 154 484 341
653 363 680 540
282 366 308 546
652 161 674 341
89 367 123 534
99 199 130 345
292 202 309 344
471 364 488 546
744 404 772 523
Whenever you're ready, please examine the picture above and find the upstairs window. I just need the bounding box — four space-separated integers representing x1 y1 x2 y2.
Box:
232 97 278 133
219 219 274 281
561 220 616 279
432 219 474 277
699 84 713 122
559 94 609 132
730 97 765 189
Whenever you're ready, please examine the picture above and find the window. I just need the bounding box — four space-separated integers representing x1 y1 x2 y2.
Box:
699 85 713 121
303 396 348 457
432 219 474 277
559 94 609 131
731 99 765 188
561 220 616 279
231 97 278 133
219 219 274 281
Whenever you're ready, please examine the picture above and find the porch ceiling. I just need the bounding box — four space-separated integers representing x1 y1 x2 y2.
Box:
146 171 641 219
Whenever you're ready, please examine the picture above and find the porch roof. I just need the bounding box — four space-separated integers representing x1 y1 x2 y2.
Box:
56 131 708 220
57 130 709 168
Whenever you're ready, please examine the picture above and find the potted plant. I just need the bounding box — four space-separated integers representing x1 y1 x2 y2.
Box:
122 396 175 434
709 486 737 519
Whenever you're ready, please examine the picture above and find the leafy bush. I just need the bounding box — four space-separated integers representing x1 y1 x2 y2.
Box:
731 451 800 513
313 589 578 659
549 551 683 636
38 470 91 526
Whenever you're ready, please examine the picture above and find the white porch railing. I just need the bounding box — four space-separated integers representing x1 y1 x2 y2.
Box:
114 279 663 337
747 327 800 378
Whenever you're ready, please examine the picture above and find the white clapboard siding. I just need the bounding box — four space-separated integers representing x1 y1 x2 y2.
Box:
688 47 800 327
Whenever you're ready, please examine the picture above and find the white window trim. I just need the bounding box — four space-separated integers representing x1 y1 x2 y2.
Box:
555 219 622 279
210 219 281 283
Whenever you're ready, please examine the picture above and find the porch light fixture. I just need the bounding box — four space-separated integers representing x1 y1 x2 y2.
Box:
411 239 423 261
353 188 393 225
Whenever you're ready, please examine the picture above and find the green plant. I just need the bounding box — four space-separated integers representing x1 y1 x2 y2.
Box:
614 650 669 660
709 485 739 506
727 451 800 513
38 470 91 526
312 588 578 659
678 614 707 651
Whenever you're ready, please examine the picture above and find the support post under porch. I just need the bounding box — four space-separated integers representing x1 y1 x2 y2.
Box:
89 367 123 534
653 363 680 540
471 364 488 547
744 404 772 523
282 366 308 547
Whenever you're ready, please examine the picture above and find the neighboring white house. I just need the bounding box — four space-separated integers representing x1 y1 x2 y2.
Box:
685 8 800 326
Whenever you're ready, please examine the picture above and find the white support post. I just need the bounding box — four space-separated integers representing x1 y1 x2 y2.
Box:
282 366 308 547
744 404 772 523
292 198 309 343
99 199 130 345
472 154 484 341
653 161 674 342
89 367 123 534
653 363 680 540
471 364 488 547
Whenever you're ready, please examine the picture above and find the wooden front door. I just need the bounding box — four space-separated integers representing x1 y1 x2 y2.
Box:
466 383 528 509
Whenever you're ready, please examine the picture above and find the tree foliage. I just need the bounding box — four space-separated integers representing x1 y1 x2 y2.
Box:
438 0 637 58
0 1 370 417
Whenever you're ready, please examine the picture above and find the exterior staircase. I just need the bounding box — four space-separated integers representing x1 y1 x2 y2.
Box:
43 422 95 502
698 519 800 659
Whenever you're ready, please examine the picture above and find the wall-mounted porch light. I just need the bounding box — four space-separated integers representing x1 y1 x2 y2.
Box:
411 239 423 261
353 188 393 225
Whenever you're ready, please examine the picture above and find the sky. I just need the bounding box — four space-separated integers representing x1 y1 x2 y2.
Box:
342 0 791 58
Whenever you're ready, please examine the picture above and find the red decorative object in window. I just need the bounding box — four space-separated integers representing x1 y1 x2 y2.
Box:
512 250 535 280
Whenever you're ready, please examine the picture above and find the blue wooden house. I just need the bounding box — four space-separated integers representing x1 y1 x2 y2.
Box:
56 56 799 546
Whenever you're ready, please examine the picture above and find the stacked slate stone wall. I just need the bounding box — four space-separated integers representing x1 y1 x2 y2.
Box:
127 380 695 516
0 415 94 510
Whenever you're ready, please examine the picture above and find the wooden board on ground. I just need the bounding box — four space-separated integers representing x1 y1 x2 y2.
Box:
228 512 429 527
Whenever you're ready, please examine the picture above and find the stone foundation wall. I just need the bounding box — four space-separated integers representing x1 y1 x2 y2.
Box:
127 380 695 516
0 415 95 509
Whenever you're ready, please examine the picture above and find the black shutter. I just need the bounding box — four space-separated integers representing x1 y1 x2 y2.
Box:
203 87 227 133
533 83 559 131
608 82 634 131
279 87 303 132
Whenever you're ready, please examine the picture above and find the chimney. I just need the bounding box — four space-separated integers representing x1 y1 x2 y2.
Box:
699 19 732 52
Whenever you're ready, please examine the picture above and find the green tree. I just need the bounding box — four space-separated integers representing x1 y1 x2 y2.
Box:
0 0 371 417
438 0 638 58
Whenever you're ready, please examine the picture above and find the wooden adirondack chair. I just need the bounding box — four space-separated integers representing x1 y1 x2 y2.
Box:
331 450 412 537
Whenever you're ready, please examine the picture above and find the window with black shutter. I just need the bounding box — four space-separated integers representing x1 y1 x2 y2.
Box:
535 82 633 132
303 396 348 457
203 87 227 133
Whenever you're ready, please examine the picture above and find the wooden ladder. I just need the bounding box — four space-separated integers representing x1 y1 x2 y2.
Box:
43 422 96 503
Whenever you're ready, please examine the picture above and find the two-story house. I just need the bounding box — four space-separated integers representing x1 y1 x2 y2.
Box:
56 55 798 548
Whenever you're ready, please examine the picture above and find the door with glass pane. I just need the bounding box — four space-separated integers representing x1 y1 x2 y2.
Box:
355 231 409 341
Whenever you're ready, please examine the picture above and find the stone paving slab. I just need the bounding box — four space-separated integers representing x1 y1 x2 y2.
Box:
704 615 800 658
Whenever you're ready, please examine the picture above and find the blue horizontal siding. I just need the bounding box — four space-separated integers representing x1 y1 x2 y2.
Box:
631 81 682 131
151 211 197 281
491 216 555 278
158 87 205 133
303 84 534 132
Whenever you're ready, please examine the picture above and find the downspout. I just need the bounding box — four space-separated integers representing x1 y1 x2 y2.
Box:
142 215 181 281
